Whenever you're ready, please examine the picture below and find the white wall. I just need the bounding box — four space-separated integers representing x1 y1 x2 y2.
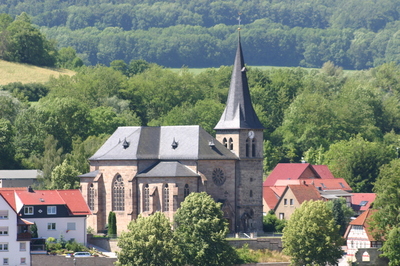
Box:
0 198 30 266
28 217 87 245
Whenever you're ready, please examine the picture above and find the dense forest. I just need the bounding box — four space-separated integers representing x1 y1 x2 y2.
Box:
1 0 400 68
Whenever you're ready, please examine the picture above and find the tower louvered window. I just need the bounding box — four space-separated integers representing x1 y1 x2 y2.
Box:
112 175 124 211
252 138 256 157
229 138 233 150
223 138 227 148
88 183 95 210
246 138 250 157
144 184 150 212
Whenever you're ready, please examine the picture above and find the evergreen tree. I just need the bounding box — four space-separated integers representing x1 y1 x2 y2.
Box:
108 211 117 237
31 222 38 238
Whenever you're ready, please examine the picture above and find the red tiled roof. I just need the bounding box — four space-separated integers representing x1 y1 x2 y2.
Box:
288 184 322 204
0 188 90 216
270 186 287 197
349 209 377 241
274 178 351 191
263 186 280 210
264 163 337 187
264 163 314 186
351 193 376 212
312 165 336 179
0 190 18 210
57 190 91 215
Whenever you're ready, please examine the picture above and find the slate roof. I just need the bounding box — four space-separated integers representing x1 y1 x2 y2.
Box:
78 170 99 178
0 170 42 179
351 193 376 212
136 161 200 178
90 125 238 161
214 34 264 130
0 189 91 216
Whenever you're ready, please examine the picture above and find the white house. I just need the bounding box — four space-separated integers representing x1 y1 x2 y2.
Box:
0 193 32 266
344 209 382 262
0 187 91 245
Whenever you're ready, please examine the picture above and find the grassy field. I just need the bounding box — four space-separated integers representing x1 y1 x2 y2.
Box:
0 60 75 86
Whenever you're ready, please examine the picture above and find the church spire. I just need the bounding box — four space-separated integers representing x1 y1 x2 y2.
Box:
214 33 264 130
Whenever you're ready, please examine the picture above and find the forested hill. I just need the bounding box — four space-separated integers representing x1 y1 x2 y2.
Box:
1 0 400 69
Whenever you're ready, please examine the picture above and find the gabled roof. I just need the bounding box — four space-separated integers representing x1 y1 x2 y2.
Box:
263 186 280 210
90 126 238 161
214 34 264 130
0 188 91 216
288 184 322 204
136 161 200 178
264 163 317 186
351 193 376 212
273 178 351 191
312 165 336 179
348 209 377 241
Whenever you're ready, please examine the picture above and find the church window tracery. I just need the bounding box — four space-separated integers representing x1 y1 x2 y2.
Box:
112 174 124 211
184 184 189 198
88 183 95 211
144 184 149 212
164 184 169 211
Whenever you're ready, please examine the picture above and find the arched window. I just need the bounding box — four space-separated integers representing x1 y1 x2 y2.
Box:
112 175 124 211
184 184 189 198
144 184 149 212
252 138 256 157
229 138 233 150
246 138 250 157
164 184 169 212
88 183 95 211
223 138 227 148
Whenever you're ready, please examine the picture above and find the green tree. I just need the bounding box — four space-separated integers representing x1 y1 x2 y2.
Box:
174 192 238 266
326 198 354 236
117 212 183 266
50 159 80 189
381 227 400 266
31 222 38 238
263 210 286 233
108 211 117 237
371 159 400 240
282 200 344 266
324 135 396 192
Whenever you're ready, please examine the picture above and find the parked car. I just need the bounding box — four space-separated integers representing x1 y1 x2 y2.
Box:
73 252 91 257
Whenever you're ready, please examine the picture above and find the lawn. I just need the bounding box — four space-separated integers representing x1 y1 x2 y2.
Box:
0 60 75 85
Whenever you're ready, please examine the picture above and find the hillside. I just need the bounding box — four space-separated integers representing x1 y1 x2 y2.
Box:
0 60 75 86
1 0 400 69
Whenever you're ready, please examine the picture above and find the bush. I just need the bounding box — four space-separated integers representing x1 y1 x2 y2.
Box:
235 244 258 264
263 210 286 233
65 240 88 252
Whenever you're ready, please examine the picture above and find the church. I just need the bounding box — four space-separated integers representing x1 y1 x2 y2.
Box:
79 35 265 234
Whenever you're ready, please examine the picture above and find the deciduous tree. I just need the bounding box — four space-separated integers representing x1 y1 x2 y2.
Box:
282 200 344 266
174 192 238 266
117 212 183 266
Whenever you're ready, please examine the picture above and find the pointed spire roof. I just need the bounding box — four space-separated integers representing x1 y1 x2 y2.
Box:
215 33 264 130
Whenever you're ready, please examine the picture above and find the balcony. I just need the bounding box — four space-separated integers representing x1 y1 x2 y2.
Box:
17 232 32 241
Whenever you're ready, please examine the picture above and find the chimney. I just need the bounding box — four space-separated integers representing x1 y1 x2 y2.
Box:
27 186 34 193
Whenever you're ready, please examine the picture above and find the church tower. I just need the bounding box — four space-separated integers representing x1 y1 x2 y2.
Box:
214 33 264 232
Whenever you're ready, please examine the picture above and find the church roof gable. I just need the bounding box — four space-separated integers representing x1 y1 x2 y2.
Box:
90 125 237 161
136 161 199 178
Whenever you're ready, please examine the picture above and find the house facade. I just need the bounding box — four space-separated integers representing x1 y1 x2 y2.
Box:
0 188 91 245
274 184 321 220
0 194 31 266
344 209 382 262
80 35 265 234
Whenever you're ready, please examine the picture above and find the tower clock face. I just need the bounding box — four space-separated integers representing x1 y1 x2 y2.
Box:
248 130 255 139
212 168 226 186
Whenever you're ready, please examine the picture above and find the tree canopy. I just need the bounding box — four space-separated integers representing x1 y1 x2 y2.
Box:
174 192 238 266
282 200 344 266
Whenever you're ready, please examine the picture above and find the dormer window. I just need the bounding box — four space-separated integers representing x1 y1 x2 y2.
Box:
47 206 56 215
24 206 33 215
